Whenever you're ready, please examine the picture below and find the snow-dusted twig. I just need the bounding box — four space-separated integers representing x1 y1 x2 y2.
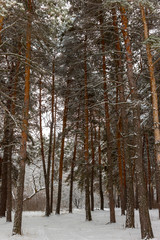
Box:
23 187 45 202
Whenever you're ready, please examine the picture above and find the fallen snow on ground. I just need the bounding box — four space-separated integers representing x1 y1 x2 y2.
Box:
0 209 160 240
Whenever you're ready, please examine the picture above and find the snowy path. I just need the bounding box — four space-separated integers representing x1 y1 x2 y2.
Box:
0 209 160 240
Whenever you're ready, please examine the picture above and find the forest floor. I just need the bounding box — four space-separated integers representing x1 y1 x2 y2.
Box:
0 208 160 240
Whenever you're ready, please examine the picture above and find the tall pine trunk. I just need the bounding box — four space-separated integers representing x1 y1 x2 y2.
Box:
99 11 115 223
56 81 69 215
84 35 92 221
140 4 160 219
90 118 95 211
12 0 32 235
69 132 78 213
6 73 13 222
116 118 126 216
50 97 57 213
0 18 12 217
98 116 104 210
6 138 12 222
13 0 32 235
120 6 153 239
112 6 134 224
45 61 55 216
145 133 152 209
6 40 21 222
0 111 10 217
69 109 79 213
39 77 48 215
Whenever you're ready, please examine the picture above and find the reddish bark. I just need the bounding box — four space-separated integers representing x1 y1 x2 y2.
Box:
0 16 3 44
12 0 32 235
120 6 153 239
140 4 160 219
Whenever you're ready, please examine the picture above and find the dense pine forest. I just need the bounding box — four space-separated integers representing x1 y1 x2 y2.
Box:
0 0 160 239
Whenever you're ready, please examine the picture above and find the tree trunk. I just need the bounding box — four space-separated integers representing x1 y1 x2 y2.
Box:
120 6 153 239
45 60 55 216
145 133 152 209
0 16 3 44
98 117 104 210
135 174 139 210
45 121 53 216
6 41 21 221
0 113 10 217
90 119 95 211
6 40 21 222
69 132 78 213
6 83 14 222
50 97 57 213
12 0 32 235
39 77 48 214
56 81 69 215
116 119 126 216
6 139 12 222
99 11 115 224
112 7 134 221
84 35 92 221
140 4 160 219
69 109 79 213
0 26 15 219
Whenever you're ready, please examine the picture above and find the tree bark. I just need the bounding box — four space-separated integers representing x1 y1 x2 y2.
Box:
6 72 14 222
69 132 78 213
12 0 32 235
112 6 134 223
6 40 21 222
6 140 12 222
69 108 79 213
140 4 160 219
99 11 115 223
39 77 48 213
50 97 57 213
0 16 3 44
84 35 92 221
116 118 126 216
145 133 152 209
0 19 13 218
90 118 95 211
56 81 69 215
120 5 153 239
45 60 55 216
98 117 104 210
0 113 10 217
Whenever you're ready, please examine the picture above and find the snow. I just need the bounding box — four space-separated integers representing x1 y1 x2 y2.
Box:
0 209 160 240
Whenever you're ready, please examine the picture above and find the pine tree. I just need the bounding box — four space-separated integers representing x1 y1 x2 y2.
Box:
12 0 32 235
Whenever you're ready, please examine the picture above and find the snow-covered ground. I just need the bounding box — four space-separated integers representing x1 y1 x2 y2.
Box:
0 208 160 240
